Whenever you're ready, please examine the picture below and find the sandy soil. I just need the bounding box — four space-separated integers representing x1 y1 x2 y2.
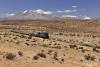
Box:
0 20 100 67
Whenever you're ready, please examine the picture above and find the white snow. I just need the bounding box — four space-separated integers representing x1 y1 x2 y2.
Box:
62 15 78 18
84 16 91 20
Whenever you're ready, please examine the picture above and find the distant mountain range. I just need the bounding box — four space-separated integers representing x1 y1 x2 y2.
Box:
0 9 93 21
1 10 61 21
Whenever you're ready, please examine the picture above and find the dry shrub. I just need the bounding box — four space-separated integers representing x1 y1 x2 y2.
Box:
84 54 95 61
37 53 46 58
25 43 30 46
33 55 39 60
3 52 16 60
33 52 46 60
18 51 23 57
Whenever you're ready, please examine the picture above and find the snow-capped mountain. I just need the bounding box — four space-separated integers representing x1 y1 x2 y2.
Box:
4 9 60 20
1 9 92 21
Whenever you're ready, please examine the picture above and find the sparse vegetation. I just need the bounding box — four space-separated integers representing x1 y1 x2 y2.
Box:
69 45 77 48
33 55 39 60
37 53 46 58
18 51 23 57
3 52 16 60
84 54 95 61
0 20 100 67
47 50 53 55
25 42 30 46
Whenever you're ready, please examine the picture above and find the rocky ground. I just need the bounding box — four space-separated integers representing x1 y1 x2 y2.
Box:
0 20 100 67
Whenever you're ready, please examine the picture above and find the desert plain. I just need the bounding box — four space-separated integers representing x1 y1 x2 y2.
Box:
0 19 100 67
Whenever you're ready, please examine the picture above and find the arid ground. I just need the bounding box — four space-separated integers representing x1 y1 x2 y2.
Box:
0 19 100 67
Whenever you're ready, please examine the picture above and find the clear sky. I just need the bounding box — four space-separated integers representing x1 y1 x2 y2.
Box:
0 0 100 18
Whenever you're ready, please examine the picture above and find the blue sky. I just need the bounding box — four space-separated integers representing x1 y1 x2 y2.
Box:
0 0 100 18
